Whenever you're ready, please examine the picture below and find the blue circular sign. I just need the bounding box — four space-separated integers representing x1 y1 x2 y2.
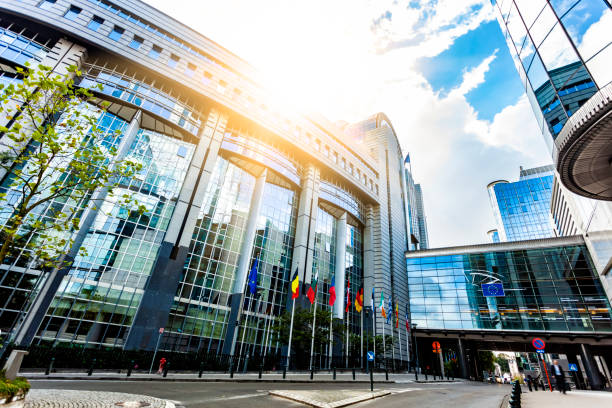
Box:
532 338 545 350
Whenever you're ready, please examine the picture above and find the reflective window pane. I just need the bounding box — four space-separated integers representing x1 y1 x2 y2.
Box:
586 43 612 88
549 0 580 17
529 4 558 47
561 1 611 61
515 0 547 28
538 24 580 71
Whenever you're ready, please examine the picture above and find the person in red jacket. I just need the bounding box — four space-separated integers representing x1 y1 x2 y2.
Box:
157 357 167 375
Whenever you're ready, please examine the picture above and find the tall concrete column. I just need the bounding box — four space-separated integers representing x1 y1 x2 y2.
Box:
289 164 320 308
125 109 227 350
14 109 142 346
334 212 347 318
457 338 468 379
579 343 604 390
363 205 375 309
223 168 268 356
332 212 347 362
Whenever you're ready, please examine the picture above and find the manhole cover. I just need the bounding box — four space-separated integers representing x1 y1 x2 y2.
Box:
115 402 151 407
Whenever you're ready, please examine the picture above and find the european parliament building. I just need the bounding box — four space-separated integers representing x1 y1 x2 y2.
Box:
0 0 411 367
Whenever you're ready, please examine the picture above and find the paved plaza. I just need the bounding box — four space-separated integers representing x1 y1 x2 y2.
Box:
24 389 174 408
522 390 612 408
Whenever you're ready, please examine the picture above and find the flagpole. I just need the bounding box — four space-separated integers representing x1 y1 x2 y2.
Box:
345 310 349 368
405 322 410 370
399 321 403 370
309 296 318 371
238 293 251 367
382 316 386 365
390 320 395 371
328 312 333 370
286 297 296 370
360 309 364 369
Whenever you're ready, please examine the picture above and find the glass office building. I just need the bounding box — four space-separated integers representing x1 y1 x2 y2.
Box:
407 238 612 332
491 0 610 148
404 155 429 250
492 1 612 300
0 0 411 368
487 165 557 242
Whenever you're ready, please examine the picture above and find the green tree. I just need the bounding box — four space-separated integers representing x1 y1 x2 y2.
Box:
495 354 510 373
0 63 143 269
478 350 496 372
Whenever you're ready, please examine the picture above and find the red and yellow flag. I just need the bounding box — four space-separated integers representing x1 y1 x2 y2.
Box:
355 286 363 312
395 302 399 328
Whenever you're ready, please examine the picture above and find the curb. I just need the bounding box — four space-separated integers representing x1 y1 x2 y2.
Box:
499 393 509 408
269 390 391 408
25 375 396 384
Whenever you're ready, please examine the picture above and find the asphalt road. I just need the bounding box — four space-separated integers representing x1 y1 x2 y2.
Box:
30 379 509 408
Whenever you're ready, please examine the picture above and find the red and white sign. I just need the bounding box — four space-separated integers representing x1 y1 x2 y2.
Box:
159 328 165 334
532 337 545 350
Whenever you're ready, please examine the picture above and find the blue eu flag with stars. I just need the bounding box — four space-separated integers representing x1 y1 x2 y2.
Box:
248 258 259 295
482 283 504 297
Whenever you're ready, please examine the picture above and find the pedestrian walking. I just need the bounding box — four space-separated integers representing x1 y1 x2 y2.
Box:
157 357 167 375
551 360 566 394
526 375 533 392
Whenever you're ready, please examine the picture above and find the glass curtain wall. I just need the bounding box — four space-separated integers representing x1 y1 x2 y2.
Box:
234 182 297 356
165 157 255 353
36 124 195 347
345 222 363 358
407 245 612 332
0 110 127 338
492 0 611 142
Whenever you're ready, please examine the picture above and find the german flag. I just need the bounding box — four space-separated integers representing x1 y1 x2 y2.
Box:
355 286 363 312
290 268 299 299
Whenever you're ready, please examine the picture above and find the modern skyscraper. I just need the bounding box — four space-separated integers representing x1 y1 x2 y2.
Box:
0 0 411 368
487 165 557 242
492 0 612 300
403 154 429 250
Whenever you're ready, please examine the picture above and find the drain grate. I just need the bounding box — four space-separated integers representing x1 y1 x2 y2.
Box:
114 402 151 407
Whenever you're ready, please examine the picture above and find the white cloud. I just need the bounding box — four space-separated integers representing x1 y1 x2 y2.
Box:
142 0 552 247
449 50 498 97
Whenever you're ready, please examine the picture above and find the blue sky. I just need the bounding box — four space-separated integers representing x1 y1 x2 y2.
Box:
144 0 553 247
417 20 524 121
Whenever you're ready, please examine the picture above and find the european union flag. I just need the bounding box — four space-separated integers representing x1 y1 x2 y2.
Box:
482 283 504 297
248 258 258 295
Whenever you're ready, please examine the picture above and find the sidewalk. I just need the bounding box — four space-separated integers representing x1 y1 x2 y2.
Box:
522 390 612 408
21 370 461 384
24 389 175 408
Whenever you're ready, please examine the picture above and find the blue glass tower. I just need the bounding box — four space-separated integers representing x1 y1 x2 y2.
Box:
488 165 557 242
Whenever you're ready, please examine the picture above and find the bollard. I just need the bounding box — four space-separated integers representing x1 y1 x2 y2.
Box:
199 362 204 378
310 368 314 380
283 367 286 379
333 367 337 380
352 368 355 380
259 364 263 379
425 371 428 381
127 360 134 377
230 360 235 378
45 357 55 376
87 358 96 376
162 361 169 378
385 369 389 381
370 367 374 392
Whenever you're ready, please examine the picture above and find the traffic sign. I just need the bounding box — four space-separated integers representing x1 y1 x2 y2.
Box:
569 363 578 372
367 351 375 361
159 327 164 334
432 341 441 353
536 349 545 354
482 283 505 297
532 337 545 350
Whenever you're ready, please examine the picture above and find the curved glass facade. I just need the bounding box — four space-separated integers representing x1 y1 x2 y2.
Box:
35 119 195 347
492 0 611 141
408 244 612 332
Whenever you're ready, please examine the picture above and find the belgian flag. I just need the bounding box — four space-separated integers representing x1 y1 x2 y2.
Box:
290 268 299 299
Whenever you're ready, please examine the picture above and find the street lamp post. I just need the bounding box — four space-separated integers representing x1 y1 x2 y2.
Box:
412 323 419 381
